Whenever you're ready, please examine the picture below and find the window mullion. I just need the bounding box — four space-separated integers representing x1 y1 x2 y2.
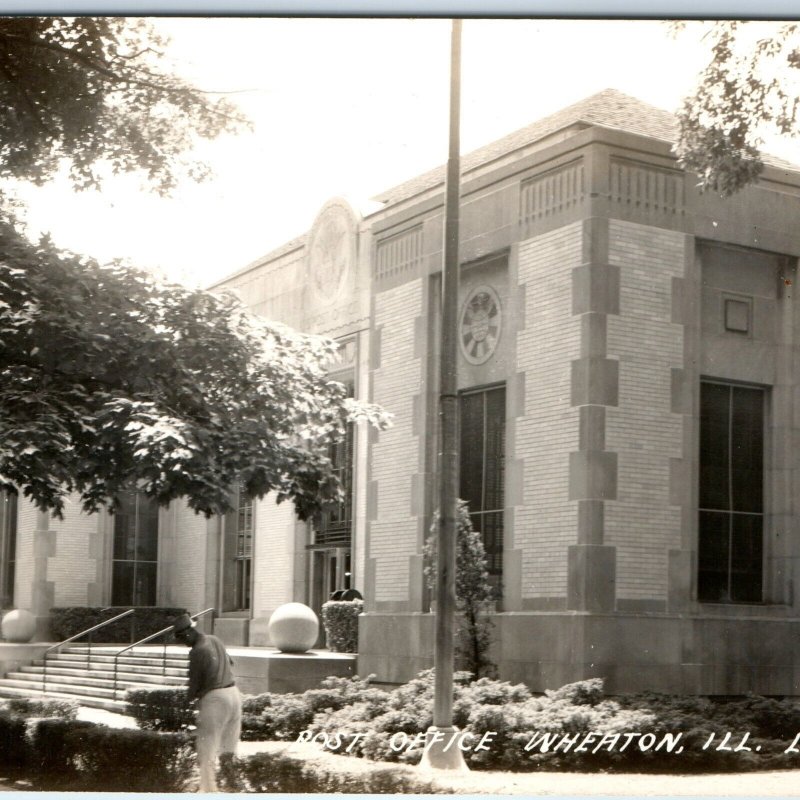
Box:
481 392 488 513
727 386 734 601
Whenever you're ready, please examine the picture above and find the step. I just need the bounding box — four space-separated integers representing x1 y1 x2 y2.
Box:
0 676 181 699
56 648 188 660
32 659 188 677
39 654 189 669
17 667 187 686
63 646 188 658
0 684 126 712
0 678 123 701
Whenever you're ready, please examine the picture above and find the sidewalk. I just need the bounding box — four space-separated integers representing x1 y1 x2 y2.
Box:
76 707 800 796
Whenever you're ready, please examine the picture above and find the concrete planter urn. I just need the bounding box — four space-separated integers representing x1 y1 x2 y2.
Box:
1 609 36 643
268 602 318 653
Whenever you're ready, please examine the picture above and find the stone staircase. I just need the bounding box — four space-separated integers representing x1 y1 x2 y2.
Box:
0 645 189 712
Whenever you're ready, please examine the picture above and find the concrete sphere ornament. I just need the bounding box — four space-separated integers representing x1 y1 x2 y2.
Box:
268 602 319 653
1 609 36 643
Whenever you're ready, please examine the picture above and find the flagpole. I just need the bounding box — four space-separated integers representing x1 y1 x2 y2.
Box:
420 17 467 772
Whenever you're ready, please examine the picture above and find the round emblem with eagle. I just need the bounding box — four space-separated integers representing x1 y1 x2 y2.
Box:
459 284 501 365
306 199 358 302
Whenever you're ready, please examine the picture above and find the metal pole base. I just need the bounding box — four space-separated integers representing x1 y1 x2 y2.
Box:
417 726 470 772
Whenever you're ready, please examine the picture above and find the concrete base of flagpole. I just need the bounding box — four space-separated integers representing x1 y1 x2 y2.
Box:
417 726 470 772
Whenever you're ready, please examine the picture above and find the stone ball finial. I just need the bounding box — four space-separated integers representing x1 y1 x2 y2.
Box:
267 602 319 653
1 609 36 643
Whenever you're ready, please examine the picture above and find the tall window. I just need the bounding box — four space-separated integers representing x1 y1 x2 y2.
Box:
315 380 354 548
112 491 159 606
0 491 16 608
459 385 506 580
234 488 253 611
698 381 765 603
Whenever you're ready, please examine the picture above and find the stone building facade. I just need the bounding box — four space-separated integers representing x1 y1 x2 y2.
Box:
4 89 800 694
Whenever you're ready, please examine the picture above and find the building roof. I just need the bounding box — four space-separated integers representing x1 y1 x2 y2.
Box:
215 89 800 288
373 88 799 207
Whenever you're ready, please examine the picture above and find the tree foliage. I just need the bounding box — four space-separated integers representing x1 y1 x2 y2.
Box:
0 18 392 519
423 500 496 678
0 219 389 518
0 17 247 194
676 21 800 196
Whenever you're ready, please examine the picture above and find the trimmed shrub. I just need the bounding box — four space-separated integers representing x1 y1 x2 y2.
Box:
25 717 194 791
28 717 96 777
321 599 362 652
125 687 195 731
0 697 78 719
309 672 800 774
49 606 185 643
219 750 438 794
63 724 195 791
0 709 28 768
240 674 389 742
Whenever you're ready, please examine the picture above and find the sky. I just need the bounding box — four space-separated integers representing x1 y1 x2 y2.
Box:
11 18 800 288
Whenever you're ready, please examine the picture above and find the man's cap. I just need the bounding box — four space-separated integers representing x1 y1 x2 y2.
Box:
172 613 196 634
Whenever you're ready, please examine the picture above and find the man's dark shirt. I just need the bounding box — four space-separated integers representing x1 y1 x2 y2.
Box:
187 633 235 702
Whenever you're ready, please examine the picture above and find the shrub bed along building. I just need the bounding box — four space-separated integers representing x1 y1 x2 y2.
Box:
124 672 800 774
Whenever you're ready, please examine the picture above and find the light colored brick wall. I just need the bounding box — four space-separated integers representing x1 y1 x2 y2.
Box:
49 497 97 607
13 499 38 610
170 500 210 612
353 328 370 594
515 223 582 598
606 219 685 601
371 279 423 602
252 495 296 619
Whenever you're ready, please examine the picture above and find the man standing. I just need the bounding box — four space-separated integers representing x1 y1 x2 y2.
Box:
172 613 242 792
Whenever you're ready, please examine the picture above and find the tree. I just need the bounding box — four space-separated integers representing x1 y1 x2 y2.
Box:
0 17 247 194
0 18 389 519
0 217 389 518
423 500 497 679
675 21 800 196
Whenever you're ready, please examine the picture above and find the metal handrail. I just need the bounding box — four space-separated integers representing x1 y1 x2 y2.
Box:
42 608 135 695
112 608 215 701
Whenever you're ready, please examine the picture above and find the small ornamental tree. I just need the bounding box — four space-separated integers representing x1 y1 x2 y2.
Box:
423 499 496 679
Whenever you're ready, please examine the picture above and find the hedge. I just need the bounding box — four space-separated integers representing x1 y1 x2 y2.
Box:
42 722 194 791
1 712 194 791
0 697 78 719
49 606 186 643
0 710 28 769
321 599 363 652
237 675 389 742
218 749 439 793
125 687 195 731
123 667 800 775
127 676 384 742
312 671 800 773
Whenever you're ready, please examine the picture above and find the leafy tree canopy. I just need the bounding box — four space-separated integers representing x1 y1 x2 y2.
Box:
0 219 390 518
675 21 800 196
0 18 390 519
0 16 247 194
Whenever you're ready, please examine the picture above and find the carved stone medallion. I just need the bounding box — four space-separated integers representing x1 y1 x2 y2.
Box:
459 284 502 365
306 199 358 303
